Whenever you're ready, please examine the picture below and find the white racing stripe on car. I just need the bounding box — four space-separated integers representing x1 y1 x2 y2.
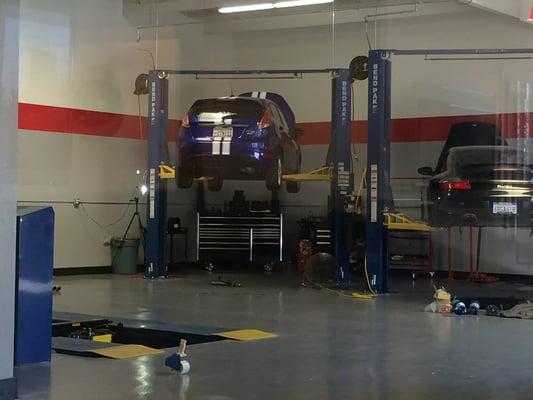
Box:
211 138 231 155
252 92 259 98
259 92 267 99
212 139 222 155
222 137 231 155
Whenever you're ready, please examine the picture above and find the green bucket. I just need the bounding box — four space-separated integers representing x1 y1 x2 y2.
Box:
110 238 140 274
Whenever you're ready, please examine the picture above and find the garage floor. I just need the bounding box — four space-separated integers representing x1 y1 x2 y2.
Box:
15 271 533 400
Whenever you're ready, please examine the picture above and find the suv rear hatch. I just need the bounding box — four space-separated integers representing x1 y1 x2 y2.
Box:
187 98 264 138
449 146 533 192
435 122 508 173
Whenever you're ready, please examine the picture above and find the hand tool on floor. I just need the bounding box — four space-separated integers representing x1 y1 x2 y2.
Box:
165 339 190 375
211 276 243 287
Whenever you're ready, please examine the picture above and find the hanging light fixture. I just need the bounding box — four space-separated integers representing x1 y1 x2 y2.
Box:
219 0 334 14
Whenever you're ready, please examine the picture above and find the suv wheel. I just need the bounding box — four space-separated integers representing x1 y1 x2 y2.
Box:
286 156 301 193
177 166 193 189
266 156 282 191
286 180 300 193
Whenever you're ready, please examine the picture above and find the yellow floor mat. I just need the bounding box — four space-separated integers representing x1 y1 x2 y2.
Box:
91 345 164 359
216 329 278 341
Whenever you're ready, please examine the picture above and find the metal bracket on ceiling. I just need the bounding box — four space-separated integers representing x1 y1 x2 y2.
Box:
363 4 419 22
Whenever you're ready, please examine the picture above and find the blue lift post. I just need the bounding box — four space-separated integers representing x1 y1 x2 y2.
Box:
144 68 353 283
146 71 169 279
331 69 353 287
365 47 533 294
366 50 392 293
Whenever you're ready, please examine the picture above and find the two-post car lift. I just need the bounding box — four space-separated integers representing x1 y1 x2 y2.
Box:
366 47 533 293
144 68 355 284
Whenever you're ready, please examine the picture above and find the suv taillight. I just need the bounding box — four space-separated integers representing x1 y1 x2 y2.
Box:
439 180 471 190
181 114 190 128
258 111 272 130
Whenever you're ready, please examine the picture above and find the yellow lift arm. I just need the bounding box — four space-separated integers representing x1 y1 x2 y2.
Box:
159 165 176 180
383 212 432 232
282 166 332 182
160 165 334 182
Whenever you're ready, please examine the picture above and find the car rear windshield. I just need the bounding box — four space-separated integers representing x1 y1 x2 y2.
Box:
189 99 264 123
448 147 531 173
434 123 507 173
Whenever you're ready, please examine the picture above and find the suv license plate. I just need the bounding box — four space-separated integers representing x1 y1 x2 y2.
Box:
213 126 233 139
492 202 517 215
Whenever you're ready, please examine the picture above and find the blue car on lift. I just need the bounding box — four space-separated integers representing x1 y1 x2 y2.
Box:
176 92 302 192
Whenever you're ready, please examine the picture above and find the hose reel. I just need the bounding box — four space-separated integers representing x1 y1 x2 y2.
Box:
134 73 149 95
349 56 369 82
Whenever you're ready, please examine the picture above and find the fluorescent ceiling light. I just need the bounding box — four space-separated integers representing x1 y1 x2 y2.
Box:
219 0 333 14
275 0 333 9
219 3 274 13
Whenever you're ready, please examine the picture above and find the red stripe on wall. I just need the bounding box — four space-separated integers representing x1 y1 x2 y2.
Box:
18 103 532 145
296 113 531 145
18 103 179 141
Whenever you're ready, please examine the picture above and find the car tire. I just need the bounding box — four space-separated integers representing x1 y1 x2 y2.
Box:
286 156 302 193
428 206 449 228
266 155 283 192
208 176 223 192
177 166 193 189
286 180 300 193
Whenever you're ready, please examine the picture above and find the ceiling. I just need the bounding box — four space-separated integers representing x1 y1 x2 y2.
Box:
125 0 533 32
155 0 452 17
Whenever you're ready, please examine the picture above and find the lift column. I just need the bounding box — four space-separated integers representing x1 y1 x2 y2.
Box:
331 69 353 286
366 50 392 293
146 71 169 279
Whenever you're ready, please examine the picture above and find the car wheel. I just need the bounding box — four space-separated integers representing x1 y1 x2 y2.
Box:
286 180 300 193
177 166 193 189
428 207 449 228
207 176 223 192
266 155 283 192
286 156 301 193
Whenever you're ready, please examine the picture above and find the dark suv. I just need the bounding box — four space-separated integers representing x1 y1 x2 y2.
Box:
176 92 302 192
418 122 533 227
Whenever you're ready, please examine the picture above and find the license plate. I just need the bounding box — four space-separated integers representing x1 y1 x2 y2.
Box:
492 202 517 215
212 126 233 139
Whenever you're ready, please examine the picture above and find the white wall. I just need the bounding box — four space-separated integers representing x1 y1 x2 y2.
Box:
18 0 181 268
17 0 242 268
0 0 18 388
17 1 533 274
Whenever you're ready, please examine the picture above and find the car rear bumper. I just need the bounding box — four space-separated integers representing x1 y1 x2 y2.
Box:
431 196 533 227
178 142 274 179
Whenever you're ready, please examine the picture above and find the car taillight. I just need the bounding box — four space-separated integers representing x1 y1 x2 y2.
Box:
439 180 471 190
181 114 190 128
258 111 272 130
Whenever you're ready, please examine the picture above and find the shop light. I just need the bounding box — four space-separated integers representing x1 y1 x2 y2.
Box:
275 0 333 9
219 3 274 13
219 0 333 14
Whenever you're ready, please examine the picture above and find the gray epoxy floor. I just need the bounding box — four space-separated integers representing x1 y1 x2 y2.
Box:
16 271 533 400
